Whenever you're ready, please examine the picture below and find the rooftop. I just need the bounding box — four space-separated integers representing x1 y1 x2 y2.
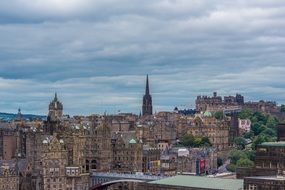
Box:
259 141 285 147
203 111 212 117
148 175 243 190
92 172 164 181
246 175 285 181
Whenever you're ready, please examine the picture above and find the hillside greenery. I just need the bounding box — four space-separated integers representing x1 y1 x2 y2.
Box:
226 149 255 172
238 109 278 149
180 134 212 147
227 109 279 172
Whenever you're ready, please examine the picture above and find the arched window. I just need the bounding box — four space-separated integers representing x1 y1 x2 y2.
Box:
91 160 97 170
85 160 90 172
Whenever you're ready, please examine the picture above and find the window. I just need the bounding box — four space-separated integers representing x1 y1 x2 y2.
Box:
248 184 257 190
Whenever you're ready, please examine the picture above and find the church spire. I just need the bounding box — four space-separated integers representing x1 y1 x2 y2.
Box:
142 74 153 116
54 92 58 101
145 74 150 95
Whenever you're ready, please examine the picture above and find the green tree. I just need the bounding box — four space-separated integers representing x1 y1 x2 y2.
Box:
226 164 236 172
238 109 279 150
244 150 256 162
253 112 267 123
243 131 254 139
234 137 247 150
238 109 254 119
214 111 224 120
193 137 202 146
181 134 195 147
251 123 266 136
261 128 276 137
201 136 212 146
266 116 278 129
236 158 254 167
228 149 247 165
180 135 212 147
252 135 273 150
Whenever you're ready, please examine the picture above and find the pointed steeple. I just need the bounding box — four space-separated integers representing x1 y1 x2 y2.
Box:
145 74 150 95
16 107 22 120
54 92 58 101
142 74 153 116
48 92 63 122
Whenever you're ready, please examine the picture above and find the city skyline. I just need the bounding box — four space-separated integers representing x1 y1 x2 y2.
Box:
0 0 285 115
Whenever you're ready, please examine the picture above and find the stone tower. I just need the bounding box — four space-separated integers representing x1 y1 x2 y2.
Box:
45 93 63 135
48 93 63 122
142 75 153 116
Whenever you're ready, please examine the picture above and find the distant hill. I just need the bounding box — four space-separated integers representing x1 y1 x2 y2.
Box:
0 112 46 121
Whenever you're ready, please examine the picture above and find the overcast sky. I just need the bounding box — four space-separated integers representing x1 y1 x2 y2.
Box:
0 0 284 115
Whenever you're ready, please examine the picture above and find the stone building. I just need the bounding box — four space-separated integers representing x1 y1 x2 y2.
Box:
111 132 142 173
48 93 63 122
277 123 285 141
195 92 244 112
176 148 217 175
195 92 283 121
137 113 177 147
42 135 68 190
0 162 19 190
187 115 229 151
244 176 285 190
243 100 279 114
238 118 251 134
26 94 92 190
142 146 161 175
254 142 285 175
102 114 137 133
0 128 17 160
0 125 28 161
160 152 177 176
92 122 112 172
45 93 63 135
41 134 89 190
237 141 285 179
18 159 33 190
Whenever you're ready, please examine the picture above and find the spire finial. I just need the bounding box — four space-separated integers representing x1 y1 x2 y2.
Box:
145 74 150 95
54 92 58 101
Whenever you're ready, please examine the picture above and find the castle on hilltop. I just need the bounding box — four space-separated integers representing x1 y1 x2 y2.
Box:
196 92 244 112
195 92 280 115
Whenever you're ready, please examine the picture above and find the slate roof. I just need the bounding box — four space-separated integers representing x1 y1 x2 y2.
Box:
148 175 243 190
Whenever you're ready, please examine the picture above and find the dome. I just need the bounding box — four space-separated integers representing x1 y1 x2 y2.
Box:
129 139 137 144
203 111 212 117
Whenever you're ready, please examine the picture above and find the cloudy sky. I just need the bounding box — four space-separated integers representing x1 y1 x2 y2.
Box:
0 0 284 115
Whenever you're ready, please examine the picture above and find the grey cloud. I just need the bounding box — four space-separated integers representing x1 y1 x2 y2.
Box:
0 0 284 114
